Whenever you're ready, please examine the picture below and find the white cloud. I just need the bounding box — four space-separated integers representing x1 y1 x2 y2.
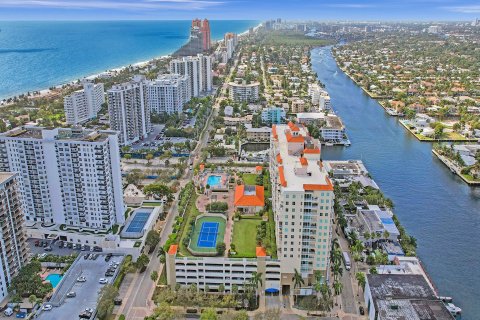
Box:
442 5 480 13
0 0 224 10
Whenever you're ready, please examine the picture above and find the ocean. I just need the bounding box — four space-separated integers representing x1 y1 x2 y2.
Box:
0 20 258 100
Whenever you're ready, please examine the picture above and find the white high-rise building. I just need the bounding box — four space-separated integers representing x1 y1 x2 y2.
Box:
228 80 260 103
270 122 334 285
107 75 151 146
308 83 321 106
64 81 105 125
147 74 190 114
319 94 331 111
169 54 212 98
0 173 29 301
0 126 125 231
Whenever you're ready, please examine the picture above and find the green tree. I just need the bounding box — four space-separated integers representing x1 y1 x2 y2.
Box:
135 254 150 272
146 230 161 250
143 183 174 202
216 242 226 256
200 308 218 320
355 272 366 294
96 285 119 320
151 271 158 282
292 268 305 304
145 302 180 320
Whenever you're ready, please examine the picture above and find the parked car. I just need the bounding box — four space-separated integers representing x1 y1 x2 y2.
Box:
359 306 365 315
93 246 102 252
99 278 108 284
44 246 52 251
114 298 122 306
15 311 26 319
42 304 53 311
105 253 112 262
4 307 13 316
67 242 73 249
81 245 86 251
84 254 89 260
34 240 40 247
79 311 92 319
42 241 48 247
77 276 87 282
57 240 63 247
66 291 76 298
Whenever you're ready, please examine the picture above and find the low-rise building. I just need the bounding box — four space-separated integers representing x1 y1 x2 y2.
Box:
364 274 453 320
234 185 265 214
291 99 306 113
246 127 272 142
261 106 286 125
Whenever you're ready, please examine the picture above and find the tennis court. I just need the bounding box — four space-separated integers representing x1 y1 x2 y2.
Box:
197 222 219 248
126 211 150 233
188 215 226 255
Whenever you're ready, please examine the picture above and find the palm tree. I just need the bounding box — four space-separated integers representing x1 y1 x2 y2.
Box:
355 272 366 295
382 230 390 243
363 232 371 249
333 280 343 305
249 272 263 308
292 269 305 304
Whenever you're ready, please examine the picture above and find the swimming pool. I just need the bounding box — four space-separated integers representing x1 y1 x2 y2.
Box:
206 175 222 188
46 273 63 288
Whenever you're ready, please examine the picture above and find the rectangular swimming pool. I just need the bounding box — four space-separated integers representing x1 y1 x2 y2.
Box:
206 175 222 188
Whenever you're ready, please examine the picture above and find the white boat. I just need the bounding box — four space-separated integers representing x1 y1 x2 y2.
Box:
325 142 334 146
445 303 462 316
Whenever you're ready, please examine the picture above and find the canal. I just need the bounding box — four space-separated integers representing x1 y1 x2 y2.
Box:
311 46 480 319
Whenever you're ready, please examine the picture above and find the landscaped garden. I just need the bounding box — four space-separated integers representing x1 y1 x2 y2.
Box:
231 217 262 258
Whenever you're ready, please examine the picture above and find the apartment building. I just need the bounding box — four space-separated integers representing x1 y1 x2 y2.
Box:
147 74 190 114
107 75 151 146
0 173 29 301
0 126 125 231
261 106 286 125
319 95 331 111
308 83 321 106
170 54 212 98
64 81 105 125
297 113 346 142
228 80 260 103
270 122 334 287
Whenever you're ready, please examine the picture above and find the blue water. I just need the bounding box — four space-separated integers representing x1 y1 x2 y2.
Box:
207 175 222 188
46 273 63 288
0 20 258 99
311 46 480 319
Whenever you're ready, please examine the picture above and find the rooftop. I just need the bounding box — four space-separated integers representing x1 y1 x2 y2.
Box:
0 172 15 185
273 123 332 192
376 299 454 320
367 274 435 301
1 126 111 142
234 185 265 207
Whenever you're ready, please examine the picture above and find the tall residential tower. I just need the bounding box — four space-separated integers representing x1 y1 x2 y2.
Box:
64 81 105 125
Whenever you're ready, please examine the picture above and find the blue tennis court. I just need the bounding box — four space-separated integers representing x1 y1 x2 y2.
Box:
197 222 219 248
126 211 150 233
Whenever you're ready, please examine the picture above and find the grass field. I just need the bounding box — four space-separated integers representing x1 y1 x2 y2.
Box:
188 215 226 255
232 218 261 258
242 173 258 185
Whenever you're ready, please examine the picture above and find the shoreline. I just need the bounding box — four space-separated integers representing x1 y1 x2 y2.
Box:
0 21 262 104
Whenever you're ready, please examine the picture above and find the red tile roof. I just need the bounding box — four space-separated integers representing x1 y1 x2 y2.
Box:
272 125 278 140
276 153 283 164
285 131 305 143
304 148 320 154
168 244 178 255
255 166 263 172
300 157 308 166
303 177 333 191
256 246 267 257
234 185 265 207
279 166 287 187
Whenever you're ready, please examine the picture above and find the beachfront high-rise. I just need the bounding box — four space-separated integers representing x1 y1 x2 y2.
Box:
107 75 151 146
0 126 125 231
174 19 211 57
270 122 334 284
64 81 105 125
0 173 29 301
224 33 238 60
147 74 191 114
192 18 211 51
169 54 213 98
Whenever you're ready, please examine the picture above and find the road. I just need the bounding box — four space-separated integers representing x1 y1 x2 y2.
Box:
335 231 358 315
119 78 222 320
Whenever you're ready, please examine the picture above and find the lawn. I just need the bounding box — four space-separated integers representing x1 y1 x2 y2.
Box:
232 218 261 258
242 173 258 185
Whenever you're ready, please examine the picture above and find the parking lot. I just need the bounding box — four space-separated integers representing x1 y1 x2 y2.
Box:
129 124 193 151
36 253 124 320
28 238 100 257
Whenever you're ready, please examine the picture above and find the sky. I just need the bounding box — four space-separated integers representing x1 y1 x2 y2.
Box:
0 0 478 21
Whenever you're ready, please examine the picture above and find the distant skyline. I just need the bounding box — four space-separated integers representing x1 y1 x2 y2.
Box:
0 0 478 21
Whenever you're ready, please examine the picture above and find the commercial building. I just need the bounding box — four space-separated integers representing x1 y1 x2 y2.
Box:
0 173 29 302
147 74 191 114
170 54 212 98
364 274 453 320
270 122 334 285
0 126 125 231
229 80 260 103
64 81 104 125
246 127 272 142
261 106 286 125
107 75 151 146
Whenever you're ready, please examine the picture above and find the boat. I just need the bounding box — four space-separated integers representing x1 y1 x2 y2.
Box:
445 302 462 316
325 142 334 146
